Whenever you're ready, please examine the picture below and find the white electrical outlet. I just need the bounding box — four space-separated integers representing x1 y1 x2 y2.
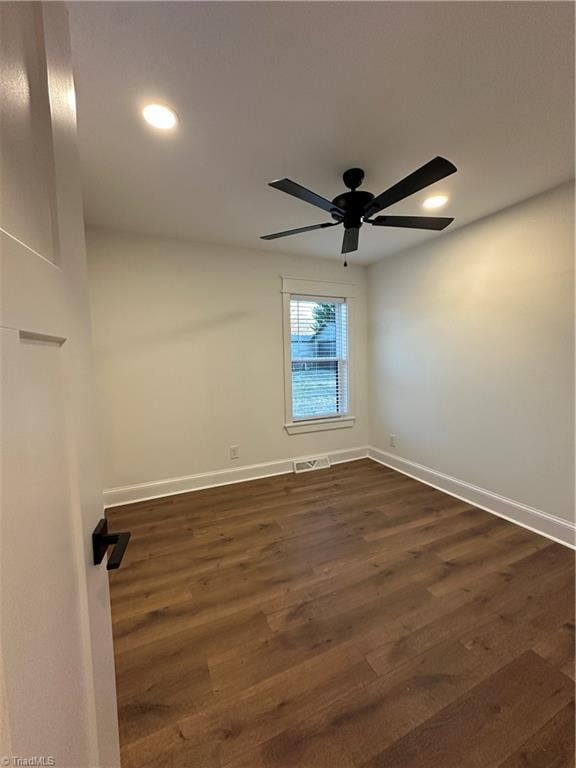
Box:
230 445 240 460
389 434 397 449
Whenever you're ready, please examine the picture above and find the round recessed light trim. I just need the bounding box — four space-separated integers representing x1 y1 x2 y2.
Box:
423 194 448 210
142 103 178 130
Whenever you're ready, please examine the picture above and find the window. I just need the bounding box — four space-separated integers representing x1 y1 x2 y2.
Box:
282 277 356 434
289 295 349 421
290 296 348 421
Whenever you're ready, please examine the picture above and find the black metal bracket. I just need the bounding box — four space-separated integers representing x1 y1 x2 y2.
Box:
92 518 131 571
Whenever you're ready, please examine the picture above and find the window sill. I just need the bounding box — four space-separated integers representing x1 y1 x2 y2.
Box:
284 416 356 435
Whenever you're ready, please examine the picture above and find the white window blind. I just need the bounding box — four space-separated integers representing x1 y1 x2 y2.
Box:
289 296 349 421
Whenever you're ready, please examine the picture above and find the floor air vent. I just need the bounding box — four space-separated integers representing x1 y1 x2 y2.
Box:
293 456 331 473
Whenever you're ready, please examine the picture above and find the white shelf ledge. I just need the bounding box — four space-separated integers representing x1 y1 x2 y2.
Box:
284 416 356 434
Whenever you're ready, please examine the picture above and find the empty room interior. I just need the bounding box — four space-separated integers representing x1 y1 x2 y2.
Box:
1 1 575 767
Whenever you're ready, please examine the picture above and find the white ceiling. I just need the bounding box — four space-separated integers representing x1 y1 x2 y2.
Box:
69 1 574 265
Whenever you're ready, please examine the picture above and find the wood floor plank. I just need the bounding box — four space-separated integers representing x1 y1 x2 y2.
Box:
533 619 576 681
123 644 376 768
363 651 573 768
106 460 575 768
426 526 552 596
225 633 521 768
209 582 432 698
114 611 274 743
497 701 575 768
366 547 574 677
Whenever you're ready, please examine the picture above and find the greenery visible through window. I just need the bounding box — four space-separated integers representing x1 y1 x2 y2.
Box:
289 297 348 420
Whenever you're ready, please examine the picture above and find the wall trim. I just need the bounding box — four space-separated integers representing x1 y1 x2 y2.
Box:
368 447 575 550
285 416 356 434
281 276 356 298
103 447 369 507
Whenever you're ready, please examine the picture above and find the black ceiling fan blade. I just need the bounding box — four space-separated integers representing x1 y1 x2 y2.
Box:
363 157 457 218
269 178 345 216
261 221 339 240
342 227 359 254
369 215 454 231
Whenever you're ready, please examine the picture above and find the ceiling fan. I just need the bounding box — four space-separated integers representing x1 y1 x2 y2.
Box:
261 156 457 265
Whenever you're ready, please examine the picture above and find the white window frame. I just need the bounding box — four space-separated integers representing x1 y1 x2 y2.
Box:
281 277 356 434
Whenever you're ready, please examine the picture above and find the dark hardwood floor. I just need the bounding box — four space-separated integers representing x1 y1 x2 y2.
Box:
106 459 575 768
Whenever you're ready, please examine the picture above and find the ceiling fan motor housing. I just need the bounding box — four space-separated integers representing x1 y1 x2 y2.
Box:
331 169 374 228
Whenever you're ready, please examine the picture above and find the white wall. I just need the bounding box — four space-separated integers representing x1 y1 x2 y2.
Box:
87 231 369 490
87 184 573 527
368 182 574 522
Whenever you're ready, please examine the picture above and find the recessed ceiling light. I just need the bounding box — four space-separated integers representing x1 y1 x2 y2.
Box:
423 194 448 210
142 103 178 130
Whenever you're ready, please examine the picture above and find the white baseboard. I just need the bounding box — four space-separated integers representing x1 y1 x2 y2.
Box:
103 445 575 550
103 447 369 507
368 446 575 549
